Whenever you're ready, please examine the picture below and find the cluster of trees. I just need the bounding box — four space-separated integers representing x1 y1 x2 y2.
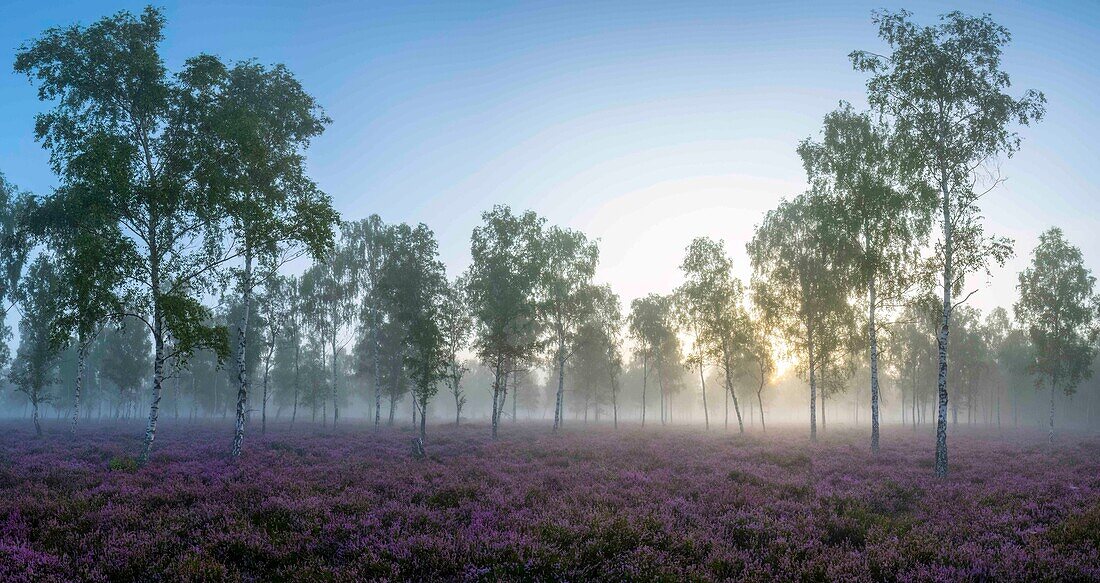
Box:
1 8 1098 476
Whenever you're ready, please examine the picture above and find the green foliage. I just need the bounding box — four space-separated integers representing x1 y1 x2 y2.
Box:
748 192 855 378
1015 228 1099 397
8 256 66 407
466 205 546 370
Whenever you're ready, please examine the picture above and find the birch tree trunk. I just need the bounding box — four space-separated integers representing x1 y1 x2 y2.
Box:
699 362 709 430
553 346 566 432
934 177 953 476
140 255 167 465
330 331 339 426
641 351 648 428
70 339 88 433
723 353 745 434
807 322 817 443
869 275 881 453
1048 377 1056 443
291 341 300 425
231 251 253 458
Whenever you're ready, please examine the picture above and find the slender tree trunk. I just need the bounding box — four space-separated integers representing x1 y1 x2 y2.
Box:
291 341 300 425
419 395 427 438
657 361 666 427
140 285 167 465
757 378 766 433
869 276 881 453
554 343 566 432
610 375 618 430
71 339 89 433
807 322 817 443
1048 377 1056 443
330 332 339 426
373 331 382 427
231 251 254 458
261 357 272 435
699 362 709 430
491 360 502 439
32 396 42 437
934 176 953 477
641 351 648 427
724 354 745 434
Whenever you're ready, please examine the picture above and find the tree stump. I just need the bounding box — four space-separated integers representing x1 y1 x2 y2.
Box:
410 437 426 460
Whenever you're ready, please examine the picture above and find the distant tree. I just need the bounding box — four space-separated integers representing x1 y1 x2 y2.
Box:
346 215 389 426
537 225 598 432
256 275 290 434
799 102 934 452
178 55 338 457
676 237 749 433
628 293 678 428
749 192 853 442
440 277 473 426
465 206 545 439
8 256 66 436
738 313 775 432
29 192 127 432
101 319 154 419
0 173 31 375
995 327 1034 428
378 223 448 438
16 7 233 463
300 225 358 427
589 285 624 429
852 9 1045 475
1014 228 1100 442
885 303 939 429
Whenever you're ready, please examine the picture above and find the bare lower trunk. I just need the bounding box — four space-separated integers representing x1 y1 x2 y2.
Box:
724 353 744 434
419 395 427 438
808 322 817 443
491 360 502 439
1048 379 1056 443
140 331 166 465
869 276 881 453
71 340 88 433
330 334 339 426
699 362 709 430
291 342 300 425
934 178 952 477
32 397 41 437
231 252 253 458
757 385 766 433
641 352 648 427
261 360 271 435
553 346 566 432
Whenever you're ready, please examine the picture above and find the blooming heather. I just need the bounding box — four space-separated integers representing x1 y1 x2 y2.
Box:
0 423 1097 581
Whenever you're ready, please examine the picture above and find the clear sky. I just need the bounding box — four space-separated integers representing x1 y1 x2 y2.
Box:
1 0 1098 316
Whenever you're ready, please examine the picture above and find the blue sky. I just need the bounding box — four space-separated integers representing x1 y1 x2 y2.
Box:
1 0 1097 314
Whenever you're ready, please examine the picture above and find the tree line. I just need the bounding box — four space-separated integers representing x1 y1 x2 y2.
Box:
1 7 1098 475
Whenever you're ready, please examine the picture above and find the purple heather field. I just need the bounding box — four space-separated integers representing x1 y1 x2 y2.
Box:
1 422 1098 582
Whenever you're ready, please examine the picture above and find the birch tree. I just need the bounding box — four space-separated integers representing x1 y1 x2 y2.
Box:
628 294 677 428
440 277 473 426
537 226 598 432
851 9 1045 475
1014 228 1100 442
676 237 749 433
466 206 544 439
748 192 854 442
798 102 933 452
8 256 65 436
181 56 337 457
16 7 232 463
